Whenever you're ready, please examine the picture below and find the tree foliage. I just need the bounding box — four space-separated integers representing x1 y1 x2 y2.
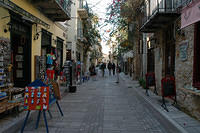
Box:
82 4 101 54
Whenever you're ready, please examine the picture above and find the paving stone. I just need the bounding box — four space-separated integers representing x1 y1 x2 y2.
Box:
14 73 200 133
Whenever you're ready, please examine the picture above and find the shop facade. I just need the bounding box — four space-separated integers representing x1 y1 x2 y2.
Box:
140 0 200 119
0 0 71 113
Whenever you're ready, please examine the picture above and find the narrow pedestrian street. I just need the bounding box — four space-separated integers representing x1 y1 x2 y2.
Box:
19 73 189 133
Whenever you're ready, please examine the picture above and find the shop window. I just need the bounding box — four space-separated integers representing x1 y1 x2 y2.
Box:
41 29 52 48
193 22 200 88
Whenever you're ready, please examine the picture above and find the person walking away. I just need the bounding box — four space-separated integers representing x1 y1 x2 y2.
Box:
112 62 116 75
108 61 112 76
107 61 112 76
100 62 105 77
89 64 96 80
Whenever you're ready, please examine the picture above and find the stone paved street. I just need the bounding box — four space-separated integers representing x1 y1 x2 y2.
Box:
19 74 185 133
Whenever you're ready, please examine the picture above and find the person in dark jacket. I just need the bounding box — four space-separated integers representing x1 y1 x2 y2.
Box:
100 62 106 77
107 61 112 76
112 63 116 75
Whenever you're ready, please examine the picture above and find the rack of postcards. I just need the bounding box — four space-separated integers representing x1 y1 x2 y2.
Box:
0 37 24 113
63 60 71 89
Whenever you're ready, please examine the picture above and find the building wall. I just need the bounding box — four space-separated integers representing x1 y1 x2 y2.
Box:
174 23 200 119
154 31 164 94
2 0 68 81
0 7 10 38
142 33 148 78
67 0 78 61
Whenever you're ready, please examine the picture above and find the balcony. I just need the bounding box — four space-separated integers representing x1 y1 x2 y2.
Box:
77 28 87 43
77 8 88 19
77 2 88 20
175 0 193 8
29 0 72 21
140 0 180 33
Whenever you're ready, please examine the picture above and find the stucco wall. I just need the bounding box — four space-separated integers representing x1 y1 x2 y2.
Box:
0 7 10 39
10 0 67 81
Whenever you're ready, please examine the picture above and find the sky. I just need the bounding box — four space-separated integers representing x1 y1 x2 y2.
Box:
86 0 112 55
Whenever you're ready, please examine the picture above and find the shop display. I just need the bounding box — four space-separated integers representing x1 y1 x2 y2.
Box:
0 37 24 114
24 81 49 110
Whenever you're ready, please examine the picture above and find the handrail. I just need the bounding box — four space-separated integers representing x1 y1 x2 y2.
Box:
56 0 72 16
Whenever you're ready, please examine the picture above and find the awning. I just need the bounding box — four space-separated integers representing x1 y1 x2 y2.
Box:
181 0 200 29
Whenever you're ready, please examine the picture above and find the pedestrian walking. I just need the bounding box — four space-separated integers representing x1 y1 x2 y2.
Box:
107 61 112 76
89 64 96 80
116 64 121 83
100 62 106 77
112 62 116 75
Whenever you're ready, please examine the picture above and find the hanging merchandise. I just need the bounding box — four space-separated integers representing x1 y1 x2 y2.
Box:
0 37 24 113
47 54 53 65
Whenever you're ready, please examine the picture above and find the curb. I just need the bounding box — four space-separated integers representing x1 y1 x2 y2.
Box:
120 74 188 133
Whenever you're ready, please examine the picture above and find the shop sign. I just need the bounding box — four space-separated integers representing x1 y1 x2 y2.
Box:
181 0 200 29
0 0 50 29
24 86 49 110
179 41 188 61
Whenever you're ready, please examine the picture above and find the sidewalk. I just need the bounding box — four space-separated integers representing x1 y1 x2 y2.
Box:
120 73 200 133
0 86 67 133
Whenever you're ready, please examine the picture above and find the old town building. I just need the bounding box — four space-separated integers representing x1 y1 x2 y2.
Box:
138 0 200 119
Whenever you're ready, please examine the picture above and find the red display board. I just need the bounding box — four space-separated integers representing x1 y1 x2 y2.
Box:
24 87 49 110
161 76 176 97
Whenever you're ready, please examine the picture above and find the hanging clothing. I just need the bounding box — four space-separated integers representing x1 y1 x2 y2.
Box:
47 54 53 65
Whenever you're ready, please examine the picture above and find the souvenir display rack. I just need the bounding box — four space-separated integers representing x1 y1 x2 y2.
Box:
0 37 24 114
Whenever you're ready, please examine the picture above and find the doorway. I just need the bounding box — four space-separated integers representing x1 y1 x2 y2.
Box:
11 15 32 87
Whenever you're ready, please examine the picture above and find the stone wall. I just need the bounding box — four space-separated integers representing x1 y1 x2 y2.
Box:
174 22 200 120
175 24 194 89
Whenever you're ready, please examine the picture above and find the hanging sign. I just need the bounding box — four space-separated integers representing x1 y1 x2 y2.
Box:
181 0 200 29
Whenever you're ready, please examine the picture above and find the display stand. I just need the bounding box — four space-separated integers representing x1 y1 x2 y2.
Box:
161 76 177 112
21 80 50 133
21 79 64 133
145 73 158 96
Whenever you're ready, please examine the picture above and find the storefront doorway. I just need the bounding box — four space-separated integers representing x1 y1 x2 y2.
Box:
165 25 175 76
147 48 155 73
10 13 32 87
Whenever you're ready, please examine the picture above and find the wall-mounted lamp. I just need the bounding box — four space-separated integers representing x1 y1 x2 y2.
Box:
4 22 12 33
34 24 42 40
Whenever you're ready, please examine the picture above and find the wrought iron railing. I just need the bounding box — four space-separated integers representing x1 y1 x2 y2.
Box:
141 0 179 27
77 28 83 39
56 0 72 17
174 0 193 8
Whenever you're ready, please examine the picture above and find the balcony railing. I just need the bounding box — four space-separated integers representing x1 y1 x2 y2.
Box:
56 0 72 16
77 28 83 40
30 0 72 21
77 1 88 19
174 0 193 8
140 0 179 32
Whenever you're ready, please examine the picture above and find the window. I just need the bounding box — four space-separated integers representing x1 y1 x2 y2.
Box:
41 30 52 48
193 22 200 88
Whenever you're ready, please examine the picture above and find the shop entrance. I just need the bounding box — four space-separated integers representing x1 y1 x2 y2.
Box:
11 15 31 87
165 25 175 76
147 48 155 73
